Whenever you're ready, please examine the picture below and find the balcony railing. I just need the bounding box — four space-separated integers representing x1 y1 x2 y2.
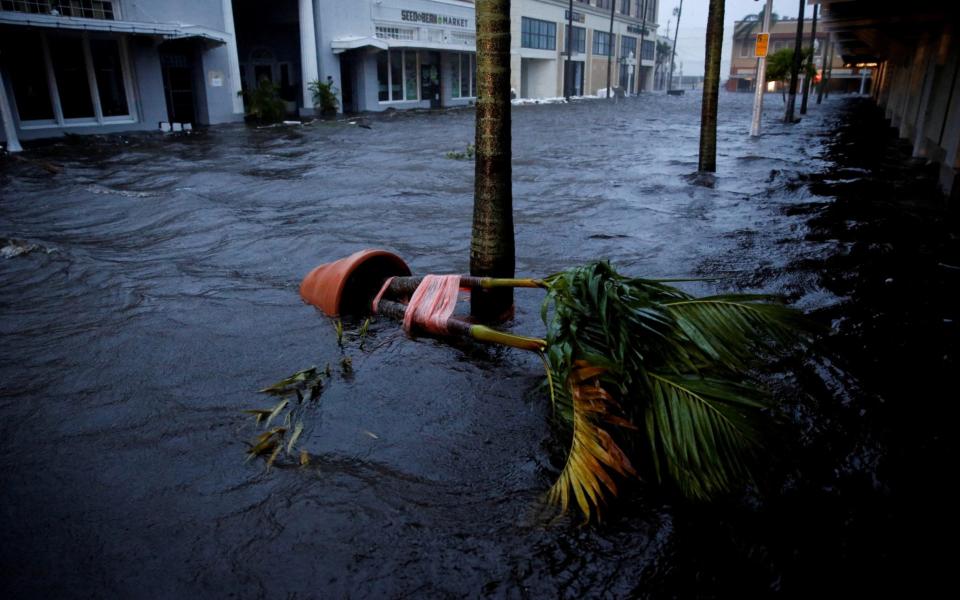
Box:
0 0 115 20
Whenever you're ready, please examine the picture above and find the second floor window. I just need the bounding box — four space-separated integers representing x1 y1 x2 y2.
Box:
521 17 556 51
566 25 586 54
593 30 612 57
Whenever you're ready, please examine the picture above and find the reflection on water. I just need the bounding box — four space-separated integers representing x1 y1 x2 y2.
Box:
1 94 955 596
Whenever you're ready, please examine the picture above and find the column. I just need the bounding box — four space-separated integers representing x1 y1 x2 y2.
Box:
299 0 320 110
222 0 245 116
0 69 23 153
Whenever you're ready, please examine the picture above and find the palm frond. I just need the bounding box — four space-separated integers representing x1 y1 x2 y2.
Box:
665 295 814 371
546 362 636 522
539 261 814 519
644 373 766 500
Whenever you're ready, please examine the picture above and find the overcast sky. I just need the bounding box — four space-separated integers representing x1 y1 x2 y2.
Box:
658 0 809 77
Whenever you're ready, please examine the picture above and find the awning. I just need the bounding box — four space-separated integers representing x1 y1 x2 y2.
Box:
331 36 388 54
0 11 228 43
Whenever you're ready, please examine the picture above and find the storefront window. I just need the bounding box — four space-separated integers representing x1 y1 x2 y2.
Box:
377 50 420 103
50 36 95 119
1 31 54 121
90 39 128 117
2 31 135 126
389 51 402 101
404 51 418 101
451 53 475 99
377 51 389 101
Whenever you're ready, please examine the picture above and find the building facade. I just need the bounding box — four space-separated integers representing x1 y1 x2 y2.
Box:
0 0 245 145
2 0 662 149
511 0 658 99
726 15 867 94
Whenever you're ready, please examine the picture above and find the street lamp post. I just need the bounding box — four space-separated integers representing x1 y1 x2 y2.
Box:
750 0 774 136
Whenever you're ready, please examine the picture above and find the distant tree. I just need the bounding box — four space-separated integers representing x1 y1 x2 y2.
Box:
766 47 815 101
654 40 673 89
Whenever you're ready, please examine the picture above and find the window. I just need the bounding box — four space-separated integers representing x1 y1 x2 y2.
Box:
90 39 128 116
521 17 556 51
621 35 637 59
620 1 631 16
740 37 752 57
593 30 612 57
0 0 115 20
1 31 134 125
375 25 415 41
596 0 612 9
377 50 419 102
2 31 54 121
49 36 95 119
451 53 476 98
565 25 586 54
641 39 655 60
404 51 418 100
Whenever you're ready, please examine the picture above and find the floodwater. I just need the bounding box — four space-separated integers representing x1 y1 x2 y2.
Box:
1 93 956 597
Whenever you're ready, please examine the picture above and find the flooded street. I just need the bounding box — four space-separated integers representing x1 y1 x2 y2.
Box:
2 93 956 597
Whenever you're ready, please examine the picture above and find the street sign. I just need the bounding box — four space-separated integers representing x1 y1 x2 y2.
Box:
755 33 769 57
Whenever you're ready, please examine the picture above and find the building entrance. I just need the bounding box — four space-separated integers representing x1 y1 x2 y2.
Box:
420 57 441 108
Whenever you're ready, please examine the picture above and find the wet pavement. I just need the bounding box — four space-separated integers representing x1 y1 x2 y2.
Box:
1 93 957 597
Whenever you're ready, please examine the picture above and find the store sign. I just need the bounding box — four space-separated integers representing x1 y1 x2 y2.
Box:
755 33 769 57
626 25 647 35
564 10 585 23
401 10 469 28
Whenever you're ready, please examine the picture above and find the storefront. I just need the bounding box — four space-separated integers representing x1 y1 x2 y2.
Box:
317 0 476 113
0 1 244 146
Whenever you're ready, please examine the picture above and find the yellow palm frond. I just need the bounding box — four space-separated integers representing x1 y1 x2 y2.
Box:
547 362 636 522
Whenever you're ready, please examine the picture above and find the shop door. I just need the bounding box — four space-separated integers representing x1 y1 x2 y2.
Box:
571 61 584 96
420 61 440 108
159 53 196 124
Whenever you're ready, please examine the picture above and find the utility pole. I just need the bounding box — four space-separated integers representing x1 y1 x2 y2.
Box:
800 3 818 115
783 0 806 123
606 0 616 98
698 0 725 173
667 0 683 93
565 0 574 99
750 0 774 136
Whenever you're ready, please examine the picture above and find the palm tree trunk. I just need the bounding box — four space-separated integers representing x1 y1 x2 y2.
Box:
667 0 683 92
698 0 724 172
471 0 515 321
783 0 805 122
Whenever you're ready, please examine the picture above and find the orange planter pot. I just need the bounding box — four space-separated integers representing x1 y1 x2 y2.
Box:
300 249 411 317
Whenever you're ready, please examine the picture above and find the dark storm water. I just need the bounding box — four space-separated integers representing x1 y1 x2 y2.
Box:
1 93 956 597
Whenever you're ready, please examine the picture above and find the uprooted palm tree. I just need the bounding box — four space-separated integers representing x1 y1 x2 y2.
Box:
540 262 812 520
275 254 814 522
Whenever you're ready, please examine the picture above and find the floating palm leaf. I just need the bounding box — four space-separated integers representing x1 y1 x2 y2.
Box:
541 261 813 519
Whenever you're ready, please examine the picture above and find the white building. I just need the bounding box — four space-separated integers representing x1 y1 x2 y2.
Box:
511 0 659 99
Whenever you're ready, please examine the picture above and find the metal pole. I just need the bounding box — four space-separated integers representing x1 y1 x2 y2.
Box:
667 0 683 93
565 0 574 99
859 67 868 95
0 68 23 153
800 3 818 115
638 0 648 92
749 0 774 136
606 0 616 98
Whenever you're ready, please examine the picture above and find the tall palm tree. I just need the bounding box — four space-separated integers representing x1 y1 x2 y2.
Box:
471 0 515 320
783 0 806 123
698 0 724 172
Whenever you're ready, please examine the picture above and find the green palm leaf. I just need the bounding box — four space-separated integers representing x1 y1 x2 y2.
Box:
540 261 813 520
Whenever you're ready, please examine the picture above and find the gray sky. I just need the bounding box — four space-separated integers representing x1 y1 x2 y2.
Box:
658 0 807 77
